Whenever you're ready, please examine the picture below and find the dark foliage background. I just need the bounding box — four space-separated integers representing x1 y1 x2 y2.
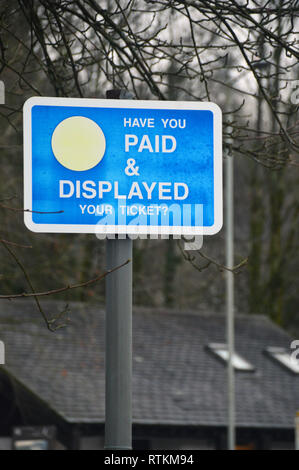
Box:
0 0 298 332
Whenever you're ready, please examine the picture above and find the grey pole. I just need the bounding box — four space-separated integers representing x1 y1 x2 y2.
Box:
226 126 235 450
295 412 299 450
105 237 133 450
105 89 133 450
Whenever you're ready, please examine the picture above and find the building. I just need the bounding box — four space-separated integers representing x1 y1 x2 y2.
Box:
0 300 298 450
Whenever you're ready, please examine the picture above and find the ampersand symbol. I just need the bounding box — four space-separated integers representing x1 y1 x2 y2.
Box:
125 158 139 176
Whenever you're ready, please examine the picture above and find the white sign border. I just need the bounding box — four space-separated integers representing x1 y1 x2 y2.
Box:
24 97 222 236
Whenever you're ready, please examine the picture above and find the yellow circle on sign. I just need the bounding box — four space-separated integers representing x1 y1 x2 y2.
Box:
51 116 106 171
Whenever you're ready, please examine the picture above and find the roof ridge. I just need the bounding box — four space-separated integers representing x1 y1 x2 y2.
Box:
0 298 278 323
132 305 270 321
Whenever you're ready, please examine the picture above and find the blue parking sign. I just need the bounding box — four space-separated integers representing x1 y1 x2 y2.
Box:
24 97 222 236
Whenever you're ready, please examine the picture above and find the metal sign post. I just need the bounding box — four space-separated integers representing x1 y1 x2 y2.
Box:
105 90 132 450
296 411 299 450
105 237 132 449
226 126 235 451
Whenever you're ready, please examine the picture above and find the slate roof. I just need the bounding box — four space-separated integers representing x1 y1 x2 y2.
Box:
0 299 298 429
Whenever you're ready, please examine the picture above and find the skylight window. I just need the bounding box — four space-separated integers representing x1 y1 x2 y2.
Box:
265 347 299 374
207 343 255 371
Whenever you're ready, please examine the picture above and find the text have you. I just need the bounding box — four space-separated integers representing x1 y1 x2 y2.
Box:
124 116 186 154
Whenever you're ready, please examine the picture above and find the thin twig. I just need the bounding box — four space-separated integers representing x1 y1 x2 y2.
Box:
0 204 64 214
0 239 32 249
0 259 131 300
0 238 130 331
